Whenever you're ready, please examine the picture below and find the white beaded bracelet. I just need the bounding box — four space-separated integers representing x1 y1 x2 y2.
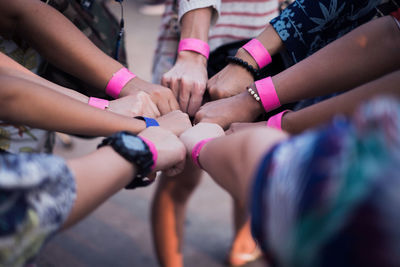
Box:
247 87 261 102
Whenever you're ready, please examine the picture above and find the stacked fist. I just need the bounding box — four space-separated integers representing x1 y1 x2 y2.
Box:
136 111 225 180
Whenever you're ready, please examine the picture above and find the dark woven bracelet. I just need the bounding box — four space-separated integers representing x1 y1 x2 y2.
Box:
226 56 259 80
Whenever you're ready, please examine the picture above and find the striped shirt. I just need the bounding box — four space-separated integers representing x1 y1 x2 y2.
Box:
152 0 279 83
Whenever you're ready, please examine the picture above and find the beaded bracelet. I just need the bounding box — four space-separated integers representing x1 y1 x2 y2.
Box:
247 87 261 102
226 56 259 80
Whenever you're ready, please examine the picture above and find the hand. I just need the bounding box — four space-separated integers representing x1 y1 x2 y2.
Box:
194 92 264 130
139 127 186 176
120 77 179 115
226 121 267 135
161 51 208 116
108 91 160 118
157 110 192 136
180 122 225 156
207 49 257 100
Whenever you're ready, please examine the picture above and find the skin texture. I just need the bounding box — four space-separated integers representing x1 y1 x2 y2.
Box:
152 6 260 266
0 72 192 136
161 7 212 116
180 124 288 211
197 16 400 131
207 24 284 100
0 0 178 115
61 127 187 229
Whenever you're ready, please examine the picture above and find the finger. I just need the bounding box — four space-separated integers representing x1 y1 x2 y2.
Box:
157 100 173 115
161 76 174 94
168 94 180 111
225 128 234 135
187 83 205 117
193 112 202 125
148 100 161 117
170 78 180 101
178 79 190 113
164 160 185 177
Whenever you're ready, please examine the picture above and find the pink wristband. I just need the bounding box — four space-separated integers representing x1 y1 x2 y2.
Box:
139 137 158 170
88 97 109 110
267 110 290 130
105 68 136 99
255 77 281 112
242 39 272 69
191 138 214 168
178 38 210 59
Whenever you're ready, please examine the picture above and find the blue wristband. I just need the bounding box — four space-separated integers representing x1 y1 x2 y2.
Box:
135 116 159 128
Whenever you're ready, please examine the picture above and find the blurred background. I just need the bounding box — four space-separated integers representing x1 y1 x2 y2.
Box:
36 1 264 266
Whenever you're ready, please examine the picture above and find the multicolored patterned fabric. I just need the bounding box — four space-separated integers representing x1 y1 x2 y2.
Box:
0 38 53 154
251 98 400 267
0 152 76 267
270 0 381 63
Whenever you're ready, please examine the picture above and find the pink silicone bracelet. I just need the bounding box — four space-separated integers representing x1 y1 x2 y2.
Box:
267 110 290 130
105 68 136 99
255 76 281 112
88 97 109 110
178 38 210 59
139 137 158 170
191 138 214 168
242 39 272 69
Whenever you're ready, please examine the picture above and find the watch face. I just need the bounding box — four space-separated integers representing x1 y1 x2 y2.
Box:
121 134 146 151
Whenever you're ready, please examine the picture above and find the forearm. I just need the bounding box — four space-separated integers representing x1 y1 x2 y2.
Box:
176 7 213 64
199 128 288 201
0 75 146 135
235 24 284 69
282 70 400 134
0 0 123 90
63 147 135 228
0 53 88 102
180 7 212 41
274 16 400 105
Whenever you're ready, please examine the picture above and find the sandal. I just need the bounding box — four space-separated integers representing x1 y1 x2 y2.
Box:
227 245 263 267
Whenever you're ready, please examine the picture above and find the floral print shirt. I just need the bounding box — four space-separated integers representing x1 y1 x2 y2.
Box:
270 0 382 63
0 152 76 266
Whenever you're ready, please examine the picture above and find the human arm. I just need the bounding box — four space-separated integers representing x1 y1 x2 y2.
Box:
198 16 400 128
180 124 288 204
282 69 400 134
0 74 191 136
0 52 161 118
207 25 283 99
207 0 382 100
0 0 178 114
63 127 186 228
225 68 400 135
161 6 213 116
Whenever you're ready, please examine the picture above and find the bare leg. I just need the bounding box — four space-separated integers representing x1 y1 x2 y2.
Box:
229 201 259 266
151 161 202 267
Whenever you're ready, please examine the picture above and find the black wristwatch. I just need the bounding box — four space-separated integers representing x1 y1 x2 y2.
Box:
97 131 154 189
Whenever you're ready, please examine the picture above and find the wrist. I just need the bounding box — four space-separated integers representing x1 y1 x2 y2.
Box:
267 110 291 130
177 50 207 67
178 38 210 60
280 110 296 134
118 76 144 97
239 91 264 118
191 137 214 168
88 97 109 110
235 48 259 70
105 68 137 99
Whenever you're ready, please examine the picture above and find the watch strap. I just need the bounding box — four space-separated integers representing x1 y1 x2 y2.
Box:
135 116 160 128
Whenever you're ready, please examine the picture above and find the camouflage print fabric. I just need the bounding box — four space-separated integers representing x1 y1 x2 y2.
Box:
43 0 127 98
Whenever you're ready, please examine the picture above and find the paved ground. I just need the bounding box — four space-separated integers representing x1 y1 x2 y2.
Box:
37 1 265 266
